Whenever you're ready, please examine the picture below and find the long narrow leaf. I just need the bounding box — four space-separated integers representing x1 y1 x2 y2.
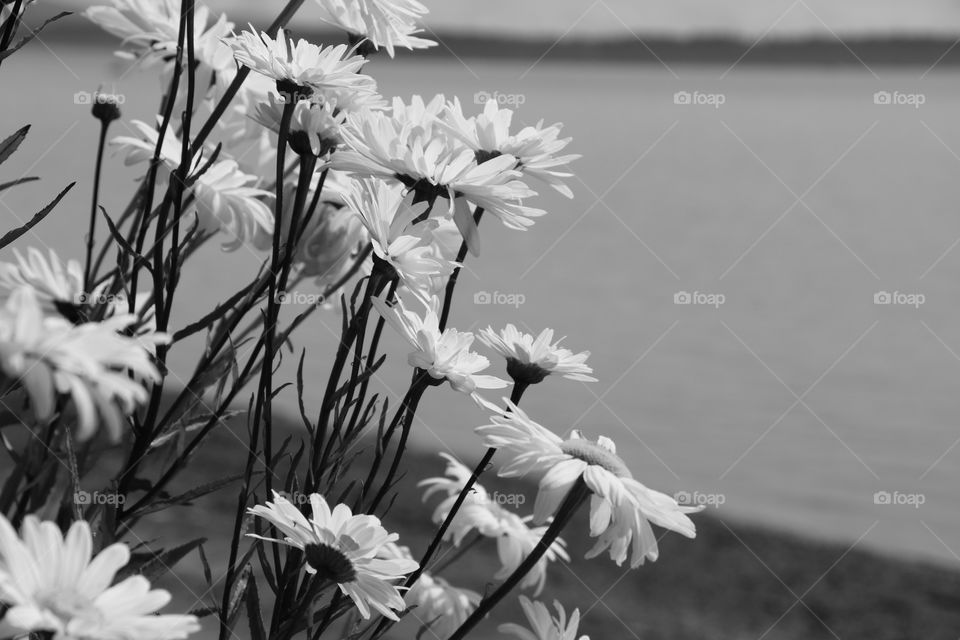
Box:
0 181 74 250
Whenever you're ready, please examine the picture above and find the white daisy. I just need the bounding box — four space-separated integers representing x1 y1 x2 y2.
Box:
381 543 479 639
249 491 418 620
443 98 580 199
224 27 374 98
112 121 274 250
0 248 86 310
499 597 588 640
250 93 346 157
0 287 169 441
419 454 567 595
476 403 701 568
334 98 545 253
85 0 234 69
479 325 596 385
314 0 436 58
0 514 200 640
370 294 508 397
342 177 454 293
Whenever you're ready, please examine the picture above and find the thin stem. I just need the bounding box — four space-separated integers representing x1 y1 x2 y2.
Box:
84 121 110 290
439 207 484 331
447 477 590 640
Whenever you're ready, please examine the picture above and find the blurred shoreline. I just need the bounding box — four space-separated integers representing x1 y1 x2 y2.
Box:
33 19 960 66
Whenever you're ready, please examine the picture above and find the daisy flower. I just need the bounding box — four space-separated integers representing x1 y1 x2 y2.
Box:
224 27 374 98
0 514 200 640
499 597 588 640
314 0 436 58
419 454 567 595
382 543 479 639
334 98 545 254
479 325 596 385
249 491 418 620
443 98 580 198
85 0 234 72
250 93 346 157
112 121 274 250
0 287 169 441
342 177 455 293
370 294 508 398
476 403 701 568
0 248 86 311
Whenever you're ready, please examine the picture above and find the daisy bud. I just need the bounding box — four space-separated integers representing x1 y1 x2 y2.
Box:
91 92 121 124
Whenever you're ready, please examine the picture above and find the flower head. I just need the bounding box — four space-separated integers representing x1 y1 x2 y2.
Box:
343 177 455 293
480 324 596 385
476 403 701 568
499 597 588 640
0 287 169 441
314 0 436 58
249 491 418 620
225 27 374 98
371 294 508 398
0 515 200 640
419 454 568 595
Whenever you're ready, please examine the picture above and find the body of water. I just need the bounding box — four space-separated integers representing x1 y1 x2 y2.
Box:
2 43 959 566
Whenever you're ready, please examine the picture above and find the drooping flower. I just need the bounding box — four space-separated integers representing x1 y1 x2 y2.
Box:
224 27 374 98
381 543 479 639
342 177 454 293
476 403 701 568
314 0 436 58
111 121 274 250
419 453 568 595
249 491 418 620
443 98 580 198
499 597 588 640
479 325 596 385
370 294 508 398
0 287 169 441
0 515 200 640
84 0 234 72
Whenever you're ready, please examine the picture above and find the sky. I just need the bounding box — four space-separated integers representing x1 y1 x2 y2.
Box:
125 0 960 39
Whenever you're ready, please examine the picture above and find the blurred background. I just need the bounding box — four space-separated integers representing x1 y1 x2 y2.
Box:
3 0 960 636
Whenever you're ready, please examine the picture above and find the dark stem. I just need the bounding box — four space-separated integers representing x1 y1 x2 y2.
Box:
438 207 484 330
83 121 110 290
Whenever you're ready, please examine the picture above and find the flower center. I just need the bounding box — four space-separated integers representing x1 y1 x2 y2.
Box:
303 542 358 584
559 439 632 478
474 149 503 164
506 358 550 385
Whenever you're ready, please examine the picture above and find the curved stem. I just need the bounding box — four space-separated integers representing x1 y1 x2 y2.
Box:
84 121 110 290
438 207 484 331
447 477 590 640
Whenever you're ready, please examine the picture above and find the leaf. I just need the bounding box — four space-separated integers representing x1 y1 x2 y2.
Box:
0 181 73 250
0 12 72 62
0 176 38 193
0 125 29 165
130 473 246 517
226 564 252 626
135 538 207 582
244 576 266 640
